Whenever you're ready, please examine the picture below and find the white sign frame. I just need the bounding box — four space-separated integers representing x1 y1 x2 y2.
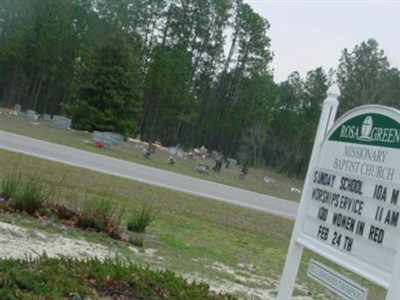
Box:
277 84 400 300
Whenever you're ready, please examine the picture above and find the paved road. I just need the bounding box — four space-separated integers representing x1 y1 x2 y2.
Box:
0 130 298 220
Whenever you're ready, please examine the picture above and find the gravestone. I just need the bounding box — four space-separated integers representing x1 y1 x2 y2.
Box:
227 158 237 166
26 110 38 121
92 131 124 148
43 114 52 122
51 115 71 129
168 146 185 158
13 104 21 113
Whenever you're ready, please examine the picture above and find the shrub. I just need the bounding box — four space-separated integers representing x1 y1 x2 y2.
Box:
78 194 124 238
1 170 22 199
3 172 56 215
127 202 155 233
12 176 51 214
0 256 237 299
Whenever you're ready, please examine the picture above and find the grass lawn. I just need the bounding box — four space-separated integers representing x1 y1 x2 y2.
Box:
0 150 386 299
0 109 386 299
0 108 303 201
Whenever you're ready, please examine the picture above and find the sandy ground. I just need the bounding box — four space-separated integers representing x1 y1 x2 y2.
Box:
0 221 330 299
0 221 114 260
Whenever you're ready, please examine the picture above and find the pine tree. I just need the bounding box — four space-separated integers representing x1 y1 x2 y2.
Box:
69 34 142 137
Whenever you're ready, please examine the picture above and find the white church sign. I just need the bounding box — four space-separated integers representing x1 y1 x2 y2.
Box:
277 84 400 300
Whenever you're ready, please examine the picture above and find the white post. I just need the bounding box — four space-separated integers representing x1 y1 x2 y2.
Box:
277 84 340 299
386 237 400 299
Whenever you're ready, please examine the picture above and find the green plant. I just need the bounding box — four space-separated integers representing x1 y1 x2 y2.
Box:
127 202 155 233
0 150 386 299
78 194 124 238
8 173 56 215
0 256 236 299
1 169 22 199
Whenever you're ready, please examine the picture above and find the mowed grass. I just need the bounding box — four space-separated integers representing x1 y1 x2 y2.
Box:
0 110 386 299
0 149 325 299
0 150 386 299
0 149 293 273
0 108 303 201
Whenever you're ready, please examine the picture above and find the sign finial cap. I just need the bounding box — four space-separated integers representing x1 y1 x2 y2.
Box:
327 83 341 99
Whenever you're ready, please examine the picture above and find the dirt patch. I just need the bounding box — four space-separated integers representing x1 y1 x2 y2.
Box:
186 260 333 300
0 221 332 299
0 221 113 260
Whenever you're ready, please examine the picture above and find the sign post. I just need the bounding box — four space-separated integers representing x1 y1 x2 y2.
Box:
277 85 400 299
277 84 340 299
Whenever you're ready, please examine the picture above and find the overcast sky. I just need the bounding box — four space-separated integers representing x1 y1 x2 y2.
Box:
245 0 400 82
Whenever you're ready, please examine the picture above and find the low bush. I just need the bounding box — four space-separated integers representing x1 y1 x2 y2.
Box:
77 194 124 238
1 169 21 200
50 202 81 224
1 171 56 215
0 171 125 239
0 256 236 299
127 202 155 233
12 175 54 215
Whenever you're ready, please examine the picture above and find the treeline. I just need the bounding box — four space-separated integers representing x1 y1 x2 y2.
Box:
1 0 399 177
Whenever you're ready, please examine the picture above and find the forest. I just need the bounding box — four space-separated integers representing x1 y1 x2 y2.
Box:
1 0 399 177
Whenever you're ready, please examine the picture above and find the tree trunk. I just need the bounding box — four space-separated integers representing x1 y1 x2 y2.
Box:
33 67 46 112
